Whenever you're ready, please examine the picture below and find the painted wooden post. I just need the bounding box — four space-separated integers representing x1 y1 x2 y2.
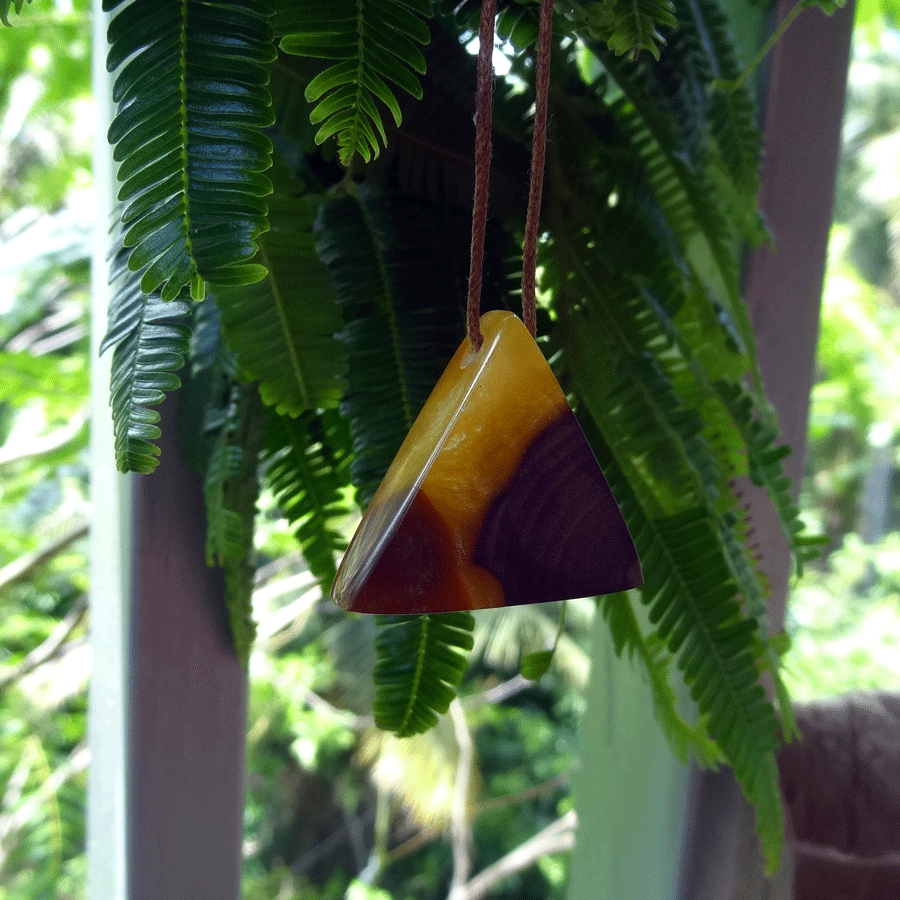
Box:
127 393 248 900
567 610 691 900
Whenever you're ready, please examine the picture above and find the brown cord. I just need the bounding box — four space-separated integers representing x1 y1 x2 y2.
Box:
522 0 553 339
466 0 497 354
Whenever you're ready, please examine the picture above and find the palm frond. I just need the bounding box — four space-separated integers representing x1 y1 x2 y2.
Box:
263 408 353 595
281 0 434 166
104 0 275 301
373 613 474 736
214 162 347 415
101 245 192 474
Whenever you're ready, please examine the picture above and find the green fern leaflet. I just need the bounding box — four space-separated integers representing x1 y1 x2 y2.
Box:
281 0 434 166
101 246 192 474
373 613 475 736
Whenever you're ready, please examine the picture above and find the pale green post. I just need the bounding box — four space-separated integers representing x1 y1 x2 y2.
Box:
567 608 690 900
86 1 130 897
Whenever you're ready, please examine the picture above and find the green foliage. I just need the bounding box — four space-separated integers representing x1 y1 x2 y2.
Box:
101 246 191 473
181 300 267 664
574 0 678 60
264 409 354 595
280 0 434 166
373 612 475 735
520 649 555 680
717 381 811 572
215 163 347 416
315 185 464 506
218 386 268 666
4 0 852 884
784 533 900 701
599 593 722 765
0 0 33 26
104 0 275 301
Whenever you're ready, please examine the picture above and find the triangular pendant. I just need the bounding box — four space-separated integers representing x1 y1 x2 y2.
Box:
332 311 643 614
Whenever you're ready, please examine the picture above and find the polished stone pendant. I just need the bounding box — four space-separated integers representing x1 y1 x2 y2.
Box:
332 310 643 614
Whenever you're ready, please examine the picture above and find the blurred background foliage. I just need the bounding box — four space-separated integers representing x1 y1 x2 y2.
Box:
0 0 899 897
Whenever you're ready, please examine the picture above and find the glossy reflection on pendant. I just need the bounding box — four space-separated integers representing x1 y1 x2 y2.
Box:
332 310 643 614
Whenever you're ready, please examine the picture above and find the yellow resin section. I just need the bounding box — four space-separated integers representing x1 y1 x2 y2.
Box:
333 310 568 613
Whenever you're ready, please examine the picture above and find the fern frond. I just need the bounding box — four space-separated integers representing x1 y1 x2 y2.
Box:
281 0 434 166
676 0 762 202
101 247 191 474
105 0 275 301
556 260 784 864
264 409 353 595
570 0 677 60
214 163 347 415
315 185 463 505
200 378 267 665
581 44 764 394
582 422 784 867
177 300 264 664
219 385 267 666
1 0 32 25
715 381 809 574
558 225 800 748
373 613 474 737
204 395 245 567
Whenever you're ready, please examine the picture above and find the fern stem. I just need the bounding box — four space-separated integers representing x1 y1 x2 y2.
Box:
257 240 310 409
349 184 415 431
724 0 806 95
176 0 199 299
396 615 432 736
466 0 497 353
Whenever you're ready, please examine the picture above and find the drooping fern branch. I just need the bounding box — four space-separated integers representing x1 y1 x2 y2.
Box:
597 591 721 766
101 242 192 474
104 0 275 301
544 38 797 858
566 371 785 861
178 300 267 665
315 184 464 505
314 184 472 731
264 408 354 595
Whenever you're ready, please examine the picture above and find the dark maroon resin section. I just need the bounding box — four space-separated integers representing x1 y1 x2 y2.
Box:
349 490 468 615
473 410 643 605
